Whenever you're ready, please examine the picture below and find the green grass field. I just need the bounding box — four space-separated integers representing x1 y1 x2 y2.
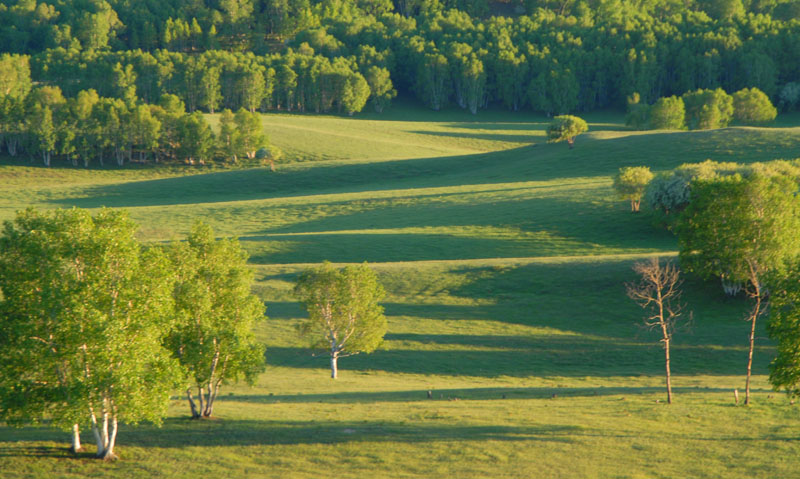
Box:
2 104 800 478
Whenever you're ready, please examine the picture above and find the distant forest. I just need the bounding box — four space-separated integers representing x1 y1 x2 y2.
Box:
3 0 800 115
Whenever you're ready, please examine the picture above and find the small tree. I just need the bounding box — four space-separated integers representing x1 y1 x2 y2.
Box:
648 96 686 130
613 166 655 212
732 88 777 125
677 175 800 405
546 115 588 149
626 258 686 404
294 262 386 379
165 222 266 419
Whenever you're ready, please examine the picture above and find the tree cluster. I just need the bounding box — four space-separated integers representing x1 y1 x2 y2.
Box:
627 87 777 130
0 211 266 459
0 79 273 167
0 209 388 459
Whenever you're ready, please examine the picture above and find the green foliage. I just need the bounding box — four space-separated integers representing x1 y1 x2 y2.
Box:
644 172 692 221
0 208 181 458
165 222 266 418
682 88 734 130
768 264 800 398
546 115 588 147
676 175 800 285
294 262 386 378
234 108 266 159
732 88 777 125
0 54 32 100
365 66 396 113
613 166 654 212
648 96 686 130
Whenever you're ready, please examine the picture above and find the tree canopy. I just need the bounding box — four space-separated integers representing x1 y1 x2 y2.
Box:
0 208 182 459
294 262 386 379
546 115 588 148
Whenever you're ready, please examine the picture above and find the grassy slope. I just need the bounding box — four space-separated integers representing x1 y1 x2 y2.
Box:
2 105 800 478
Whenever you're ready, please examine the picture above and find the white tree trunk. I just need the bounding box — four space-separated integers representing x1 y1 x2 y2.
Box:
70 424 83 453
101 417 118 461
331 352 338 379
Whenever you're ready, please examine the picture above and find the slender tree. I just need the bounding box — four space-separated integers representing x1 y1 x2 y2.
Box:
626 258 686 404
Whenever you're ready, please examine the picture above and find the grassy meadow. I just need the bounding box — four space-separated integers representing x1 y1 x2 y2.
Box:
2 103 800 477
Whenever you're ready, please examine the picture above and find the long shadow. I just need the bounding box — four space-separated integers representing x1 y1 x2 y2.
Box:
0 420 579 452
218 385 770 405
441 121 628 133
411 130 539 144
240 195 675 263
265 338 770 377
44 127 799 212
46 147 535 209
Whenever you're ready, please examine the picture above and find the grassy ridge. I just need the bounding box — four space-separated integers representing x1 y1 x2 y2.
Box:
1 107 800 477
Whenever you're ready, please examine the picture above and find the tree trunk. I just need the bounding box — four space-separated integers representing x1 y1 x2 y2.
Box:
197 385 205 415
745 295 760 406
70 424 84 453
99 417 118 461
186 388 200 418
664 338 672 404
331 352 338 379
745 266 762 406
90 409 103 454
567 137 574 149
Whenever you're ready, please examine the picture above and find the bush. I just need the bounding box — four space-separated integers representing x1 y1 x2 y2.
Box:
648 96 686 130
682 88 734 130
732 88 777 125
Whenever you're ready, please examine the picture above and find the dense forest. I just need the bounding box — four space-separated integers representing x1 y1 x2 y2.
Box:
2 0 800 165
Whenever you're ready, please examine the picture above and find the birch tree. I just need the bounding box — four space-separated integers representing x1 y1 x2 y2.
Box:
294 262 386 379
626 258 686 404
165 222 266 419
0 208 182 460
677 175 800 405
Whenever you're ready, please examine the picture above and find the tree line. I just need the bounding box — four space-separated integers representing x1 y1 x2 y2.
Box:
0 62 277 167
4 1 800 116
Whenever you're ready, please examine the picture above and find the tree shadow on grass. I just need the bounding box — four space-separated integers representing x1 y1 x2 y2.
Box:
410 130 540 144
0 420 580 453
219 385 770 405
266 336 771 378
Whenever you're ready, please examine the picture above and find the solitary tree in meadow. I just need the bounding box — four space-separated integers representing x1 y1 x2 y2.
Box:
546 115 588 149
294 262 387 379
613 166 654 212
677 175 800 405
627 258 686 404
